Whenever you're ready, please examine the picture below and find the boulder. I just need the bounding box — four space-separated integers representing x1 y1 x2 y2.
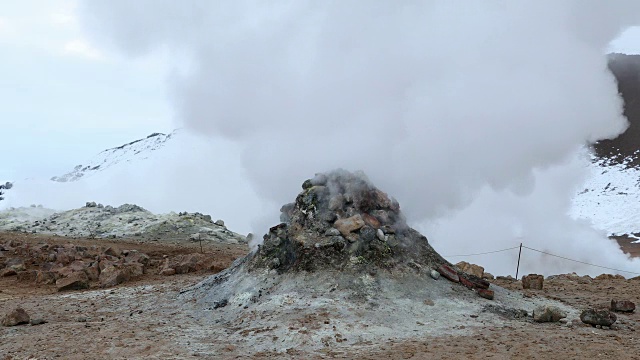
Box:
36 270 58 285
160 268 176 276
215 220 225 227
5 258 25 272
16 270 38 282
333 215 365 238
611 300 636 313
580 309 617 327
55 271 89 292
163 254 209 275
436 264 460 283
522 274 544 290
2 307 30 327
455 261 484 278
99 263 143 288
125 251 150 266
103 246 122 257
533 305 567 323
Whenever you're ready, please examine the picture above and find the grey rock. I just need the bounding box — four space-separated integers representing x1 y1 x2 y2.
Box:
580 309 617 327
430 269 440 280
324 228 341 237
376 228 386 241
533 305 567 323
30 318 47 326
215 220 225 227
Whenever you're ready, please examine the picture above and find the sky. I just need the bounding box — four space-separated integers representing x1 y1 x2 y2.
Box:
0 0 174 180
0 1 639 181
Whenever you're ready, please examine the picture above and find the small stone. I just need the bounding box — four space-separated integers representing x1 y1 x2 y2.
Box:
423 299 435 306
2 307 30 327
476 289 494 300
324 228 341 237
533 305 567 323
376 229 386 241
430 269 440 280
580 309 617 327
30 318 47 326
611 300 636 313
160 268 176 276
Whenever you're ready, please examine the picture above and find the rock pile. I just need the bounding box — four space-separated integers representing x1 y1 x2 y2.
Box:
210 170 494 300
0 238 223 290
250 171 458 273
0 204 246 245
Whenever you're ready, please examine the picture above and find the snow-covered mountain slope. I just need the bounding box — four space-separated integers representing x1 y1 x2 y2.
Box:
571 154 640 238
50 131 177 182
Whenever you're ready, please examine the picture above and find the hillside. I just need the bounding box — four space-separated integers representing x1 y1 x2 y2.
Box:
50 131 176 182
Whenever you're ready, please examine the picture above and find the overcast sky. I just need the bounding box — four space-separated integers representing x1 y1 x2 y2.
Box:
0 1 639 181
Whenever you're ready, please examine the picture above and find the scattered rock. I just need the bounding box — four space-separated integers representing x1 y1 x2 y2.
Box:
533 305 567 323
455 261 484 278
429 269 440 280
160 268 176 276
2 307 30 326
103 246 122 257
30 318 47 326
522 274 544 290
85 202 97 208
483 272 495 280
333 215 365 238
1 268 17 277
436 264 460 283
611 300 636 313
476 289 494 300
423 299 435 306
16 270 37 282
594 273 626 280
56 271 90 292
580 309 617 327
215 220 225 227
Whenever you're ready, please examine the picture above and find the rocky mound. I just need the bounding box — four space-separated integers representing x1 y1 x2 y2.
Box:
0 202 246 245
250 169 447 274
180 171 575 353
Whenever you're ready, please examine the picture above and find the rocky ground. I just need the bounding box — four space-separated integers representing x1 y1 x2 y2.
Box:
1 231 639 359
0 202 247 244
2 171 639 359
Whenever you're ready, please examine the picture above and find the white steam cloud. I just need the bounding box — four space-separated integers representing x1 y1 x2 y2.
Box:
78 1 640 276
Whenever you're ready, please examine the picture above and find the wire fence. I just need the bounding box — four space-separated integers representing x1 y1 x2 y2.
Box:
443 243 640 278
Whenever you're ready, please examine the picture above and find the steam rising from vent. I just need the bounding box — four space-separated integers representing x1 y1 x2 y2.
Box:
79 1 640 275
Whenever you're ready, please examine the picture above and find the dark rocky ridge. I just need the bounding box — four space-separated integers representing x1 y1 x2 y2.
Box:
247 170 449 274
593 54 640 166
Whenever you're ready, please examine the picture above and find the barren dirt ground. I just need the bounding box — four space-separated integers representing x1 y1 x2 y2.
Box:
1 232 640 359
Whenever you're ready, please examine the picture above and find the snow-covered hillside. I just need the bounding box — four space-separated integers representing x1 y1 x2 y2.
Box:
571 154 640 239
50 131 177 182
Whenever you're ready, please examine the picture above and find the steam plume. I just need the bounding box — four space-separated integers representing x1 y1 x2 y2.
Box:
78 1 640 275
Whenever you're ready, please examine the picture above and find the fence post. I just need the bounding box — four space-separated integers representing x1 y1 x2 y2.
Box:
515 243 522 280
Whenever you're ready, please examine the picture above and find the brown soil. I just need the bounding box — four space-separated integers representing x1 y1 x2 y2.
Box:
2 232 640 359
